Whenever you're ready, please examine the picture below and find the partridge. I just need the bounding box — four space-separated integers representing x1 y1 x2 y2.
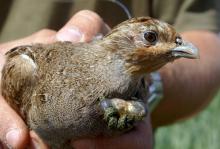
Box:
1 17 199 148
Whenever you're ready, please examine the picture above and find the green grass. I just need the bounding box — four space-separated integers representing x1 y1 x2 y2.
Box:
155 91 220 149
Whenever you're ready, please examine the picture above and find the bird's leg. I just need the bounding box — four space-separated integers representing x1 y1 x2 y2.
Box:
100 98 147 130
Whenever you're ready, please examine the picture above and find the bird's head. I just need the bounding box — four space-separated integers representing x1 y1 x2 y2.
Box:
103 17 199 74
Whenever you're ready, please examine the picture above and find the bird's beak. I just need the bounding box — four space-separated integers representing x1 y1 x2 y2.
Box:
171 41 199 59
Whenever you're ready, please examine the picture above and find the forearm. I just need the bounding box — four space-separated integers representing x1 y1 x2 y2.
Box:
151 31 220 127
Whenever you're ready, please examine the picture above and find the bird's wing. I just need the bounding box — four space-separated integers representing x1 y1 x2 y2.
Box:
1 45 38 116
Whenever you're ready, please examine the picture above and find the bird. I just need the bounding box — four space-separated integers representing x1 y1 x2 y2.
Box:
1 17 199 148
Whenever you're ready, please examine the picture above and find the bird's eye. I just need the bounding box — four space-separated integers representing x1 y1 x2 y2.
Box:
144 31 158 44
175 36 182 45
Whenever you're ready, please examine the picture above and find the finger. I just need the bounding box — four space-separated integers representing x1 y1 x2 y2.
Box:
28 131 49 149
0 29 56 54
0 96 29 149
72 117 153 149
56 10 110 42
30 29 57 43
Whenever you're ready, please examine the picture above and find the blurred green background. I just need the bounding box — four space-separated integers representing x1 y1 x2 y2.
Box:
155 91 220 149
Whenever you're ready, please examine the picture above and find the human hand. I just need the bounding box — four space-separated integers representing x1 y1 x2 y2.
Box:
72 117 153 149
0 10 153 149
0 28 57 149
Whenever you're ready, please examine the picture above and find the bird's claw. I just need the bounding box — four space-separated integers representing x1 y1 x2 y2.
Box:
101 98 147 130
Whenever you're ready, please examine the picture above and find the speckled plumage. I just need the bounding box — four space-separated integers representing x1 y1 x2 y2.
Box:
1 17 198 148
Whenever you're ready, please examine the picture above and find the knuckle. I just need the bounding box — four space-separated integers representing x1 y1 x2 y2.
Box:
77 10 100 18
75 10 103 24
35 29 56 36
74 10 110 37
32 29 56 43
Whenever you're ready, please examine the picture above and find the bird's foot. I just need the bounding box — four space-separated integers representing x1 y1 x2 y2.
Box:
100 98 147 131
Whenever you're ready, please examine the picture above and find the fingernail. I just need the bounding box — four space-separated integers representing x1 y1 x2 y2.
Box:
5 129 21 149
56 27 84 42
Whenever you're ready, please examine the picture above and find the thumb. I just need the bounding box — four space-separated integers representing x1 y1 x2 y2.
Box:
56 10 110 43
0 96 29 149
